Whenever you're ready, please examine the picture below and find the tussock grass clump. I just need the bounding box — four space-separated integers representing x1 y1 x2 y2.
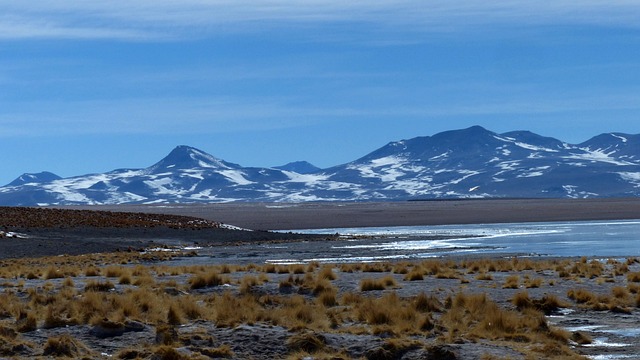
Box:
614 263 630 276
199 345 234 358
151 345 189 360
43 306 79 329
392 263 409 274
279 277 294 291
434 268 461 279
44 266 64 280
118 273 132 285
43 334 91 357
362 263 389 273
239 275 259 295
318 266 337 280
628 283 640 294
62 277 74 287
287 332 326 353
317 290 337 308
360 278 385 291
475 273 493 281
105 266 125 278
291 264 306 275
571 331 593 345
208 292 262 327
85 280 115 292
612 286 630 300
15 309 37 333
627 272 640 282
189 271 228 289
566 288 629 311
512 291 567 315
312 279 335 296
84 267 100 277
360 276 398 291
365 338 422 360
441 292 575 357
167 305 183 325
502 275 520 289
567 288 597 304
178 296 202 320
524 277 542 288
403 269 424 281
263 264 277 273
413 292 442 313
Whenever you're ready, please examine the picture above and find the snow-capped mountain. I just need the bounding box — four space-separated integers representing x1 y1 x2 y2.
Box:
2 126 640 205
7 171 61 187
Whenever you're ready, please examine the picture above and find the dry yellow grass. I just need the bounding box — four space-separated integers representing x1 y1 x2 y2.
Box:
360 275 398 291
0 253 631 358
502 275 520 289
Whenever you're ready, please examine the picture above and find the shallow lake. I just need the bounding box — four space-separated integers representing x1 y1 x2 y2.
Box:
184 219 640 265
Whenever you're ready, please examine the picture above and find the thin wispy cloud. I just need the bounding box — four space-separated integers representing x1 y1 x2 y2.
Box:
1 1 639 41
2 84 638 138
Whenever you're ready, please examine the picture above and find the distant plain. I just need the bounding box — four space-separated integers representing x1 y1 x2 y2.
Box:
71 198 640 230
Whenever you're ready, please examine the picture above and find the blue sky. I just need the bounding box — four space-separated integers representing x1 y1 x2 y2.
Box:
1 1 640 185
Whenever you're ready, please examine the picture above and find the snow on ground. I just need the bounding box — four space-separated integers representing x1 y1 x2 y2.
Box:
496 161 520 172
370 156 401 167
514 142 559 152
143 177 176 195
188 148 232 169
611 134 628 143
181 169 205 180
383 178 441 196
282 171 329 185
447 170 481 185
347 156 424 182
517 166 551 178
105 192 147 204
619 172 640 186
493 135 559 153
566 149 635 166
429 152 450 161
218 170 254 185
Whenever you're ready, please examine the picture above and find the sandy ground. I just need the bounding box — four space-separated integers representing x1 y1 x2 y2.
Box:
71 198 640 230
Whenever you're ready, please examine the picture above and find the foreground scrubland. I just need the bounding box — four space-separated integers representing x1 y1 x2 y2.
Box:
2 252 640 359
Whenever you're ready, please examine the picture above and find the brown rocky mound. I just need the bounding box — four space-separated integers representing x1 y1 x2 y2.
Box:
0 206 220 230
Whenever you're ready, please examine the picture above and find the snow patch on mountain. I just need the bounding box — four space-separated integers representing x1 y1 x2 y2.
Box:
517 166 550 178
282 171 329 184
514 142 559 153
619 172 640 186
611 134 628 143
448 170 482 185
429 152 450 161
566 149 634 166
219 170 254 186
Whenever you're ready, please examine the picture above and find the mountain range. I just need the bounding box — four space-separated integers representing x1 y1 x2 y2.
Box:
2 126 639 205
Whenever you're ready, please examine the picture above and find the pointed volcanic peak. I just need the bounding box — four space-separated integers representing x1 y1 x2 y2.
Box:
7 171 61 187
146 145 240 173
274 161 321 174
